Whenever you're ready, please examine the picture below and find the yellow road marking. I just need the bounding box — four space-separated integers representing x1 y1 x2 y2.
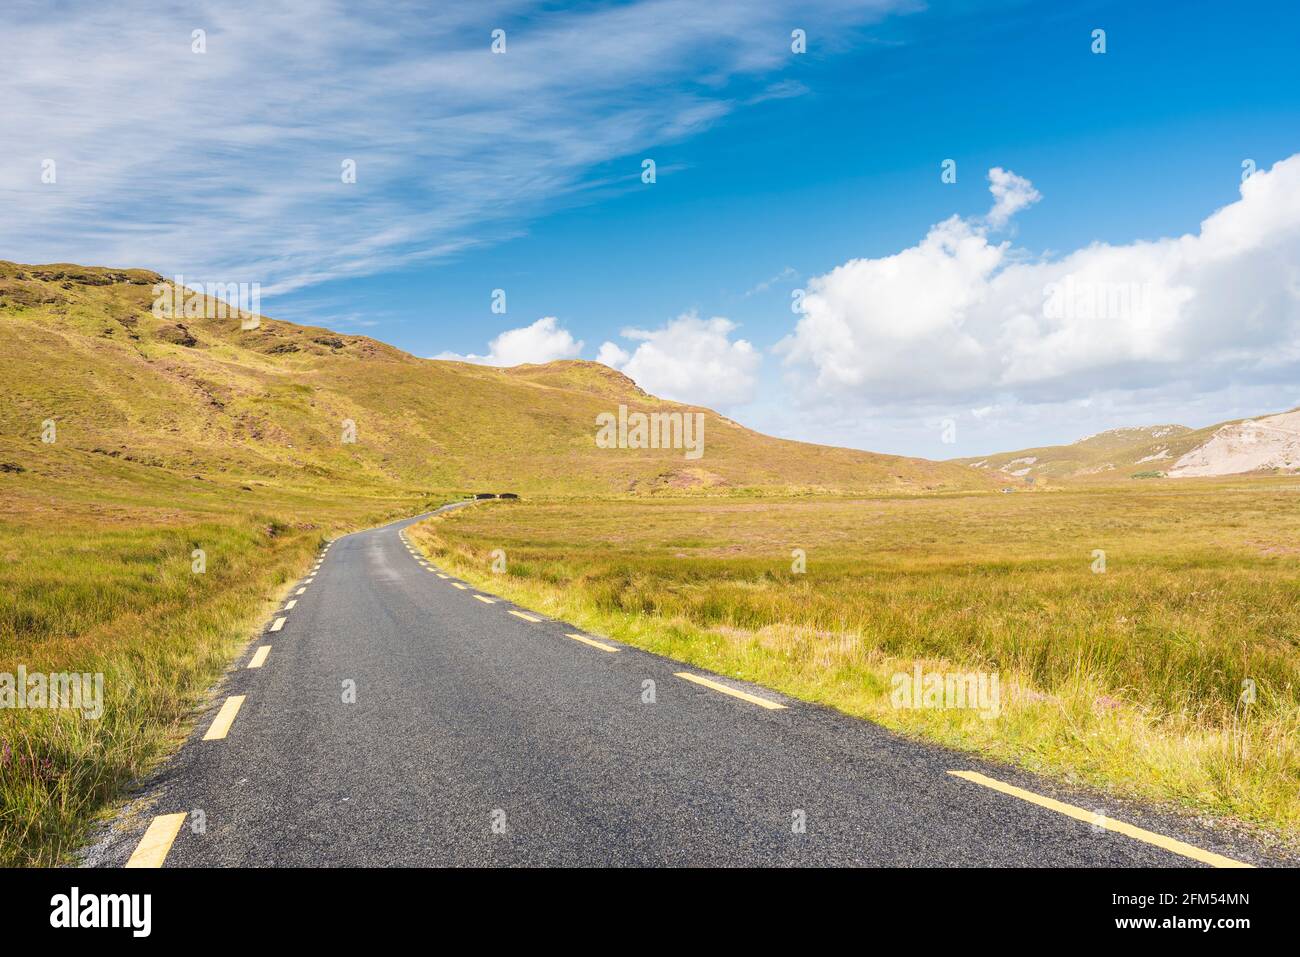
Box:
269 617 286 632
284 599 297 609
473 595 496 604
451 582 469 590
674 672 786 710
304 577 315 583
248 645 271 668
509 611 542 623
566 633 618 652
203 695 246 740
125 813 187 868
946 771 1253 868
295 587 306 595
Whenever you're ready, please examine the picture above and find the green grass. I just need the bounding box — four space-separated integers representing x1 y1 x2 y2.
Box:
0 456 428 866
410 482 1300 844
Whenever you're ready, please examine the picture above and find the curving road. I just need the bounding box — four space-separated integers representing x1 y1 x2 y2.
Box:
86 504 1279 868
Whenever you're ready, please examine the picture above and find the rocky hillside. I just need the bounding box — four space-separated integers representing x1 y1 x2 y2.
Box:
956 415 1300 482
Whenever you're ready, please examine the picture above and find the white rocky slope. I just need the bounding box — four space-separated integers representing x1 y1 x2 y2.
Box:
1168 409 1300 477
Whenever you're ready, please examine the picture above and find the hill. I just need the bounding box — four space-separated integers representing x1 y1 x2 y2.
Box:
1164 409 1300 477
0 260 985 864
0 261 990 499
3 262 1295 865
955 414 1300 482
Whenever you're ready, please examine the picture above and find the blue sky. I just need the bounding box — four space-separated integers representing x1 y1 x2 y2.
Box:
3 0 1299 456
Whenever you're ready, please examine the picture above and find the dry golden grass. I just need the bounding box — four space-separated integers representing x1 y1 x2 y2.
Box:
412 481 1300 843
4 261 1296 865
0 261 990 498
0 452 427 866
0 262 990 866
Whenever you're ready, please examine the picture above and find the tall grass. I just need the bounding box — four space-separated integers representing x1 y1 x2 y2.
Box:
0 473 425 866
0 519 314 864
412 484 1300 841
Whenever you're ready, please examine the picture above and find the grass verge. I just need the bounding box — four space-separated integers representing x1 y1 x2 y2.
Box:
0 461 429 866
410 484 1300 846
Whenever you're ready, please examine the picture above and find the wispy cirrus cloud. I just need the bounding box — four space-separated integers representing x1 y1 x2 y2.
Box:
0 0 915 294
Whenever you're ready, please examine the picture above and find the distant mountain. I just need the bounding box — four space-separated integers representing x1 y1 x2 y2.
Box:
1164 410 1300 477
955 414 1300 481
0 262 990 498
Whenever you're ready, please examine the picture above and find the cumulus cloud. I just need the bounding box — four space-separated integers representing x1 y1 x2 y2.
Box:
595 341 631 367
778 156 1300 410
986 166 1041 228
599 312 760 407
436 317 582 366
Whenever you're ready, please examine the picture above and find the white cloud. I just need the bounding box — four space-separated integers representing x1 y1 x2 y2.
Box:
436 316 582 366
779 156 1300 414
600 313 760 407
595 341 631 367
986 166 1041 228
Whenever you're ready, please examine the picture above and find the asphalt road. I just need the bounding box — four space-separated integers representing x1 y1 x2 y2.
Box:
87 504 1285 867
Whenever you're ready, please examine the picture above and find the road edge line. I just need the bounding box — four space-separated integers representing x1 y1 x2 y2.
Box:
947 770 1253 868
